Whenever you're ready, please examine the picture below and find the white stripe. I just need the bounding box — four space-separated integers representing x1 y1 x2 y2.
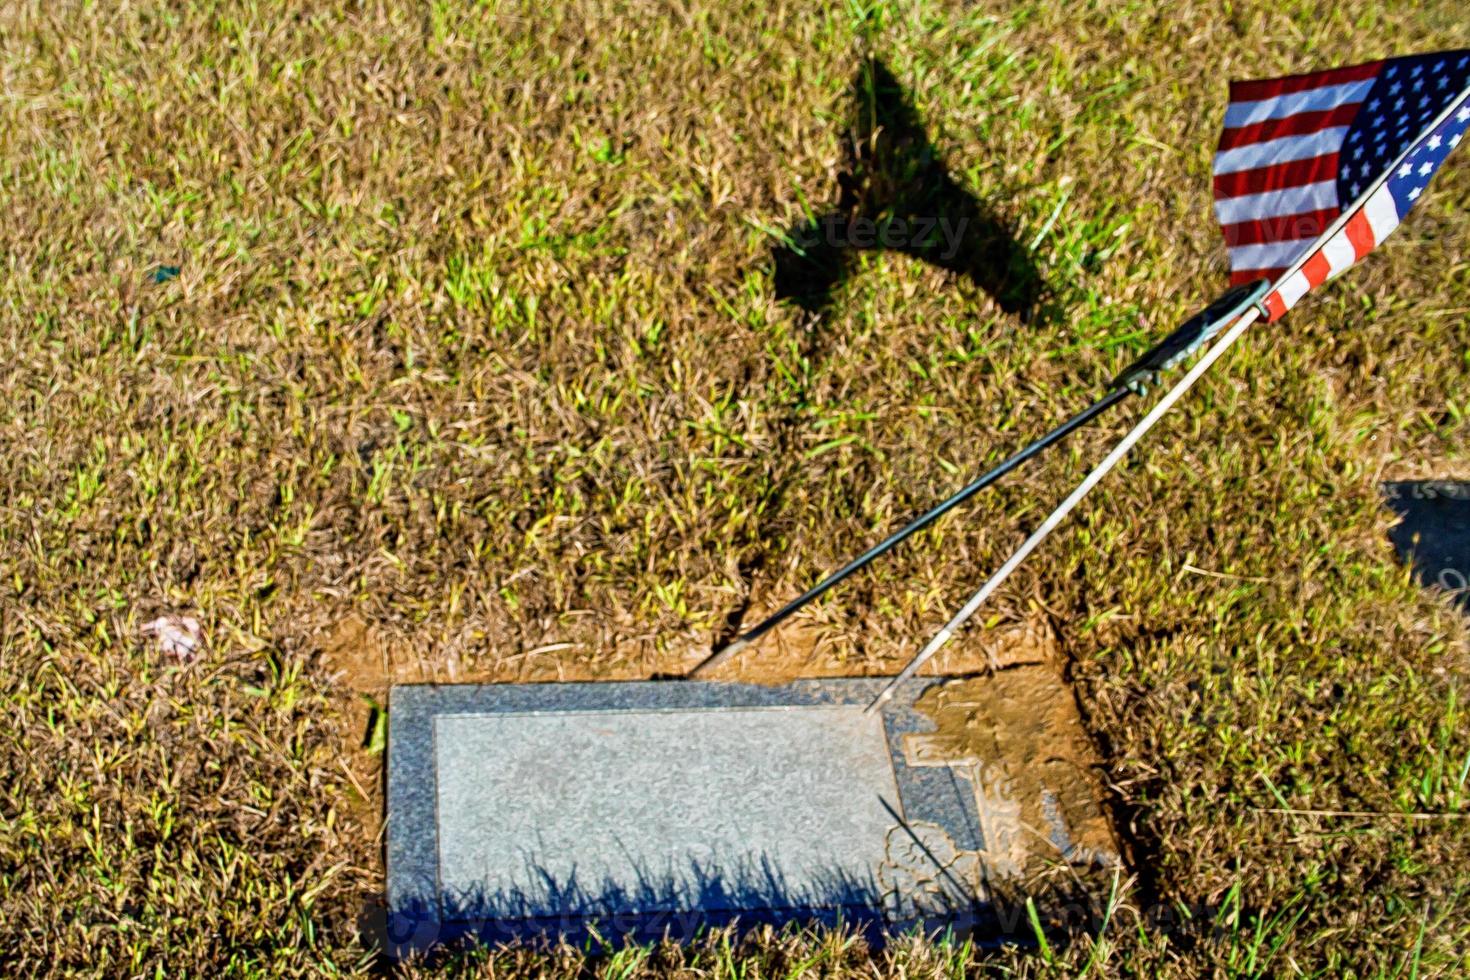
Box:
1214 127 1347 175
1224 78 1374 128
1362 184 1400 244
1273 269 1312 314
1213 179 1337 224
1319 226 1358 279
1227 239 1314 271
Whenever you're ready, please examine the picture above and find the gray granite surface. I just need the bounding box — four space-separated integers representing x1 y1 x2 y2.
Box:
435 705 898 917
383 677 989 953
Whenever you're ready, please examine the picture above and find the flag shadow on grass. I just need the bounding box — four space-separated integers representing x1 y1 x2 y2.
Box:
773 58 1043 320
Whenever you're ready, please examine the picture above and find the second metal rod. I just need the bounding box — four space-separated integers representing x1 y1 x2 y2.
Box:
687 385 1133 677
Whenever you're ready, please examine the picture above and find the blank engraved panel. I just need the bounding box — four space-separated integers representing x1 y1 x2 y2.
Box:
433 705 901 917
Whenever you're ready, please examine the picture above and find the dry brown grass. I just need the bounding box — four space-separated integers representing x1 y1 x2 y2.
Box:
2 0 1469 974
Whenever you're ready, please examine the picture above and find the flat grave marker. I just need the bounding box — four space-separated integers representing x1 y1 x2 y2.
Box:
384 674 1119 954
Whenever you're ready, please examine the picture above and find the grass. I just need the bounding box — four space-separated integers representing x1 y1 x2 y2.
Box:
2 0 1470 974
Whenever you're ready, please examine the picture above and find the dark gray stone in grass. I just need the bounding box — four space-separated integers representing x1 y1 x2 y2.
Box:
381 677 996 955
1383 480 1470 608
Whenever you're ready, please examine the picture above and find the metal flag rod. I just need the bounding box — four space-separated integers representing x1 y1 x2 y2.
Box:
687 279 1272 679
686 387 1131 678
864 303 1265 713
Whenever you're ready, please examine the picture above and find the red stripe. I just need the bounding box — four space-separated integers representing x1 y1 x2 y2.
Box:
1264 289 1289 322
1217 103 1361 150
1230 267 1286 286
1213 154 1340 199
1342 208 1375 260
1229 60 1383 103
1220 208 1338 248
1300 249 1332 288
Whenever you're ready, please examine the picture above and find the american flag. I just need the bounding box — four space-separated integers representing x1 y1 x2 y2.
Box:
1213 51 1470 321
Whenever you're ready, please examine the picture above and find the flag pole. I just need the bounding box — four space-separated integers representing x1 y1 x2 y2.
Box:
865 82 1470 713
865 303 1263 712
685 389 1130 677
688 279 1272 678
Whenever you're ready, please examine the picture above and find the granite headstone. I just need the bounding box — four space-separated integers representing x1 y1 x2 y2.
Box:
383 675 1115 954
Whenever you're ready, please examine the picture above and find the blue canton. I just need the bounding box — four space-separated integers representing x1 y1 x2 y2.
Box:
1339 50 1470 215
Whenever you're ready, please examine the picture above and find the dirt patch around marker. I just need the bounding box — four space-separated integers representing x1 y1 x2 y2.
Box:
682 613 1058 685
323 602 1124 934
892 664 1124 938
319 617 391 847
905 667 1121 874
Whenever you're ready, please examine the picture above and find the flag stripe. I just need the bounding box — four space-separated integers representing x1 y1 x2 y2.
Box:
1300 249 1333 288
1213 153 1341 198
1318 223 1359 276
1228 60 1383 104
1218 103 1362 150
1267 271 1312 321
1220 207 1340 247
1232 266 1288 286
1214 180 1338 224
1223 80 1375 129
1342 208 1375 260
1263 288 1288 321
1227 239 1316 271
1283 272 1310 307
1363 184 1401 243
1214 127 1349 175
